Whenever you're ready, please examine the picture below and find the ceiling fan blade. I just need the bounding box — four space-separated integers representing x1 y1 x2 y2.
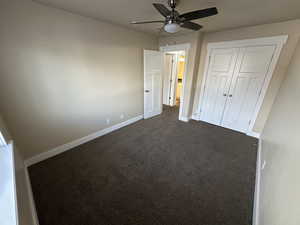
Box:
179 7 218 21
131 20 165 24
180 21 203 31
153 3 171 17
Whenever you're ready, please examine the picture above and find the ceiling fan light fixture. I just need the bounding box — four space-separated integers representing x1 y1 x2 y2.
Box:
164 23 180 33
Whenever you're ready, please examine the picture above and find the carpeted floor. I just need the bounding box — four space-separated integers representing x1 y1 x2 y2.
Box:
29 106 258 225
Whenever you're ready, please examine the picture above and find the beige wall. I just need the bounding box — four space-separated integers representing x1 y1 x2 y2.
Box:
258 39 300 225
159 32 203 118
0 0 158 159
192 19 300 133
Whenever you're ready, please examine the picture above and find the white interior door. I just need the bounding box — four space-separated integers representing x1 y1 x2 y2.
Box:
162 54 177 106
163 54 173 105
200 48 240 125
221 45 276 132
169 54 178 106
144 50 163 119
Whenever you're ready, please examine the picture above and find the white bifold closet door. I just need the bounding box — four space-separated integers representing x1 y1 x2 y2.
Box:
221 46 276 132
200 45 276 133
200 48 240 125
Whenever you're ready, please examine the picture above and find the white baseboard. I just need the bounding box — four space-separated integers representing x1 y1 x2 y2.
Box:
191 113 200 121
179 116 190 122
253 138 262 225
25 167 39 225
25 115 143 166
247 131 261 138
191 116 198 121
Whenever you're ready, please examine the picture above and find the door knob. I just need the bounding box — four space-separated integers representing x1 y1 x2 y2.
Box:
223 93 227 96
145 90 150 93
229 94 233 97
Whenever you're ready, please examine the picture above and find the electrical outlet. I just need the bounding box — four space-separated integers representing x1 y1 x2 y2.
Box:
106 118 110 125
120 114 124 119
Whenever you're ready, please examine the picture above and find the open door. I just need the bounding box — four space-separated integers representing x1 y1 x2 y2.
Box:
168 54 178 107
144 50 163 119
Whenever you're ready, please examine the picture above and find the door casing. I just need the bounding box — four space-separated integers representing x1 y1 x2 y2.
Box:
160 44 191 121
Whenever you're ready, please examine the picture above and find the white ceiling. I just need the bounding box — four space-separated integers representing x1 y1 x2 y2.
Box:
35 0 300 36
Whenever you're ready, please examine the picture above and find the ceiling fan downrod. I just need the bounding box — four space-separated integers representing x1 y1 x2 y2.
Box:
168 0 177 9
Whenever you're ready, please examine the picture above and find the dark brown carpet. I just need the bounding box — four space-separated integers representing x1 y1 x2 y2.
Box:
29 106 258 225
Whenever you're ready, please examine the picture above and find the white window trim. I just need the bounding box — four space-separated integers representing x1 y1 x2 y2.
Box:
0 142 19 225
0 131 7 146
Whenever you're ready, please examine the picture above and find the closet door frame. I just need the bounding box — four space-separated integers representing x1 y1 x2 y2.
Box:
197 35 288 137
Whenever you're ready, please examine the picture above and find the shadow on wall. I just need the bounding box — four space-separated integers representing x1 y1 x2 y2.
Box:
259 38 300 225
0 0 158 159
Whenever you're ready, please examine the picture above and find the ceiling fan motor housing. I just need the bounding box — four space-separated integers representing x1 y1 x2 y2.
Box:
166 10 180 24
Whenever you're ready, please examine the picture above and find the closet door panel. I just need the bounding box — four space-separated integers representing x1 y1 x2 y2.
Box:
221 45 276 132
201 73 228 124
200 48 239 125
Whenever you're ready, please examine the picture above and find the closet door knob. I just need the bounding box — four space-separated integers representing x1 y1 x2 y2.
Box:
223 93 227 96
229 94 233 97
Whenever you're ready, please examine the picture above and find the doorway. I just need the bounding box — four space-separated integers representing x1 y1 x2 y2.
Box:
160 44 190 121
163 51 186 109
143 44 190 121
